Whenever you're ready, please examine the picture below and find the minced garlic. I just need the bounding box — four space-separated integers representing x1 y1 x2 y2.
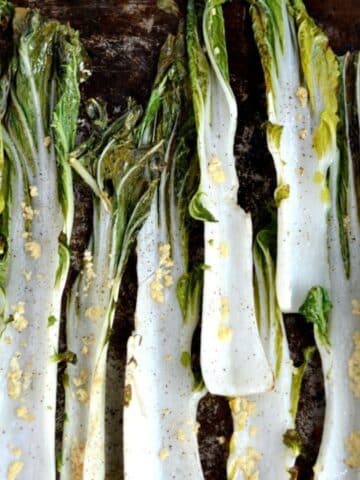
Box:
71 441 85 480
84 305 102 322
29 185 38 197
345 431 360 468
208 155 225 183
351 299 360 315
220 296 230 320
229 398 256 431
236 446 261 480
11 302 28 332
150 243 174 303
159 448 170 461
7 461 24 480
7 357 23 400
16 405 35 422
219 242 229 257
24 240 42 259
348 332 360 398
217 324 233 343
295 86 308 108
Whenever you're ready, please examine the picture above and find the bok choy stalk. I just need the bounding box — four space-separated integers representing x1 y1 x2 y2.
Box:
302 52 360 479
187 0 272 396
228 226 308 480
123 30 205 480
249 0 339 312
61 100 161 479
0 8 85 479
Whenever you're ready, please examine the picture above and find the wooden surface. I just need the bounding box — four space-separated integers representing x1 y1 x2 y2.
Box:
11 1 360 479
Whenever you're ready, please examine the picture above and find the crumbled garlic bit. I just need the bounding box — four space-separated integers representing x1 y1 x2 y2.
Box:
84 305 102 322
83 249 96 293
176 430 186 442
296 86 308 108
352 299 360 315
295 113 303 122
229 398 256 431
192 422 200 435
73 370 89 388
11 447 22 458
236 446 261 480
159 448 170 461
22 270 32 282
217 436 226 445
20 340 27 348
21 203 34 221
348 332 360 398
298 128 308 140
24 240 42 259
219 242 229 257
313 171 324 184
11 302 28 332
211 7 216 15
76 388 89 404
208 155 225 183
150 243 174 303
161 408 171 417
214 46 220 55
220 296 230 320
296 166 304 176
81 335 95 356
21 232 31 239
7 357 23 400
29 185 38 197
71 441 85 480
16 405 35 422
345 431 360 468
249 426 257 438
164 354 173 361
7 461 24 480
4 336 12 345
217 324 233 343
43 136 52 147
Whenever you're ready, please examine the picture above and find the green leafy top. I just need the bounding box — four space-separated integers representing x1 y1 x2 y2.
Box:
248 0 284 96
299 286 332 346
290 0 339 158
2 9 87 239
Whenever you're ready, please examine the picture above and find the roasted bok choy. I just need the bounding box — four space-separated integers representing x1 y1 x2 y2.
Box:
187 0 272 396
228 226 311 480
249 0 339 312
123 30 205 480
0 6 85 479
61 100 161 478
300 52 360 479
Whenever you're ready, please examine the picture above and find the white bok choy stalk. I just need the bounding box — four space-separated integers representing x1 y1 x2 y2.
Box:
249 0 339 312
228 225 311 480
300 52 360 479
123 30 205 480
0 7 86 480
61 100 161 479
187 0 272 396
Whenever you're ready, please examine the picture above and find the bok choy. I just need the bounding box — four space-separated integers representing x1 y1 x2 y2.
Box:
249 0 339 312
187 0 272 396
228 226 308 480
123 30 205 480
61 100 161 478
0 7 85 479
301 52 360 479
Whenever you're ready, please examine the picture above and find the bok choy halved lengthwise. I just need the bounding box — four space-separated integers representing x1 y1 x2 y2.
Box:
61 101 161 479
123 30 205 480
187 0 272 396
0 7 85 479
301 52 360 479
227 226 308 480
249 0 339 312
